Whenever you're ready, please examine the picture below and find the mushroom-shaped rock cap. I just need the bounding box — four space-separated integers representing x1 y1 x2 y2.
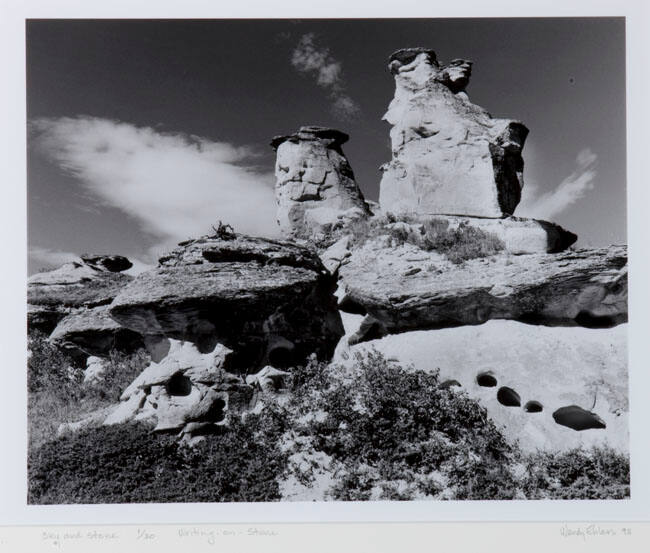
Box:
388 47 437 71
271 126 349 150
81 254 133 273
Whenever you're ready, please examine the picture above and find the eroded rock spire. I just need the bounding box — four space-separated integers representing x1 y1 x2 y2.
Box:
272 126 370 240
380 47 529 218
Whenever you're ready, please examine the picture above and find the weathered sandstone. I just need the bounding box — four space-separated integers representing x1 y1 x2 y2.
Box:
272 126 370 239
337 242 627 342
379 48 528 218
28 256 133 334
110 233 344 371
104 340 251 433
337 320 628 453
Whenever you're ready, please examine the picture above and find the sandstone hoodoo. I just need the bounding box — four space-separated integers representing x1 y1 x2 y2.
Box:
272 126 370 240
27 36 629 502
109 232 344 372
379 47 529 218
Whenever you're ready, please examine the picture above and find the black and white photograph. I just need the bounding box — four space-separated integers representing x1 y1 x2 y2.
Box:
21 15 634 506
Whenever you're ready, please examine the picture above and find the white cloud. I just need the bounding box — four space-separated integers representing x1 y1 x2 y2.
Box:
291 33 360 119
518 148 597 220
31 117 280 249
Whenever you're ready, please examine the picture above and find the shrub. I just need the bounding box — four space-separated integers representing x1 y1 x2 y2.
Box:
27 345 630 503
520 446 630 499
209 220 236 240
27 332 150 451
421 219 505 263
82 349 150 402
28 413 288 504
28 330 83 397
326 214 504 264
287 350 518 500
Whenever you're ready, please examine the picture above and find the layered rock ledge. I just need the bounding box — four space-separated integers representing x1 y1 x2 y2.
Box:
28 255 134 334
110 233 344 371
337 243 627 343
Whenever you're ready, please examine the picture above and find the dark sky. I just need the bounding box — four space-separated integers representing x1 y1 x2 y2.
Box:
27 18 626 272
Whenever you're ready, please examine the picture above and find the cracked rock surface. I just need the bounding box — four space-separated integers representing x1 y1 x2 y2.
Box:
272 126 370 239
380 48 528 218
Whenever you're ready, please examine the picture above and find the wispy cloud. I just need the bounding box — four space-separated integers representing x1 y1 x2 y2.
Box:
518 148 597 220
291 33 360 119
31 117 280 250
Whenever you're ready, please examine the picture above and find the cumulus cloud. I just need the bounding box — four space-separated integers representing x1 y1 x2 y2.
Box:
31 117 279 249
291 33 360 119
518 148 597 220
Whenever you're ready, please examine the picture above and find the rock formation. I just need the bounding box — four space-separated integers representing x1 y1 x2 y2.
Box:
337 243 627 343
49 305 144 358
338 320 628 452
30 45 628 466
104 340 252 434
28 255 134 335
379 47 528 218
109 232 344 372
272 126 370 239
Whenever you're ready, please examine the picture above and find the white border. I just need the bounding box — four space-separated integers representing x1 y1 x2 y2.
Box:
1 0 648 526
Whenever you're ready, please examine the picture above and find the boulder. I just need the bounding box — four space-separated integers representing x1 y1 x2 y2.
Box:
337 320 628 453
337 242 627 342
28 257 133 334
84 356 107 384
80 254 132 273
104 340 250 433
379 47 528 218
246 366 291 393
49 305 144 357
110 233 344 371
272 126 370 239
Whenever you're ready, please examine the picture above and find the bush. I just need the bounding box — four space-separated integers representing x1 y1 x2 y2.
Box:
28 413 288 504
327 214 504 264
421 219 505 263
287 350 518 500
82 349 150 402
28 330 82 397
27 332 150 451
27 346 630 502
520 447 630 499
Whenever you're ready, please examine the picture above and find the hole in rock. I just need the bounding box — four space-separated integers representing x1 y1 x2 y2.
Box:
574 311 623 329
268 346 296 368
166 372 192 396
203 398 226 422
202 249 267 264
497 387 521 407
524 400 543 413
440 379 462 389
552 405 607 431
476 372 497 387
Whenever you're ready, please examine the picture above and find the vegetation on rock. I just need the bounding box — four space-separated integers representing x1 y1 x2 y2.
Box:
28 347 629 503
336 214 504 264
28 331 149 451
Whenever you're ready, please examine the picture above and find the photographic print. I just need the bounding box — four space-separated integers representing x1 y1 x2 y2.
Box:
25 17 629 504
